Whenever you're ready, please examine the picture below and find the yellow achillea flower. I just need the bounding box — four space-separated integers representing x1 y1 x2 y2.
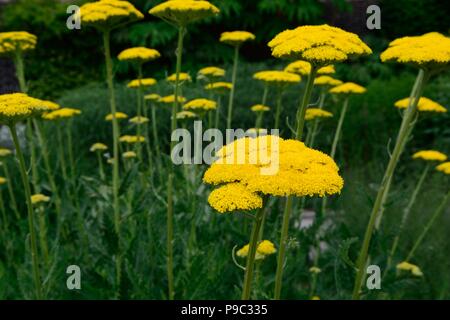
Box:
203 136 344 211
122 151 137 159
198 66 225 78
251 104 270 113
0 93 53 125
269 24 372 66
305 108 333 121
205 82 233 94
314 76 343 87
105 112 128 121
220 31 255 46
208 183 263 213
396 261 423 277
253 70 301 86
311 296 320 300
119 135 145 144
144 93 161 101
236 240 277 260
394 97 447 113
412 150 447 162
167 72 191 83
0 148 12 157
0 177 6 185
183 98 216 111
436 162 450 175
381 32 450 71
329 82 366 95
149 0 219 27
0 31 37 55
176 111 197 120
127 78 157 88
129 116 149 124
78 0 143 32
90 143 108 152
31 194 50 205
285 60 335 76
159 95 187 104
118 47 160 63
42 108 81 120
309 266 322 274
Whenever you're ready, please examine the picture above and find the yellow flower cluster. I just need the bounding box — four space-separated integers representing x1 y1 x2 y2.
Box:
122 151 137 159
159 95 187 104
105 112 128 121
198 66 225 78
309 266 322 274
253 71 301 86
176 111 197 120
167 73 191 83
251 104 270 113
314 76 343 87
412 150 447 162
203 136 344 213
0 31 37 55
144 93 161 101
396 261 423 277
183 98 217 111
118 47 160 63
329 82 366 95
305 108 333 121
0 93 53 125
394 97 447 113
149 0 219 26
269 24 372 66
381 32 450 70
0 148 12 157
127 78 157 88
119 135 145 143
205 82 233 94
78 0 144 31
42 108 81 120
90 143 108 152
436 162 450 175
284 60 335 76
129 116 149 124
220 31 255 46
0 177 6 185
31 194 50 205
237 240 277 260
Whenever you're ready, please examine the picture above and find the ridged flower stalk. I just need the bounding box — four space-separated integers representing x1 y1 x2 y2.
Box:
274 67 318 299
226 46 239 128
274 89 283 129
136 64 144 161
2 162 20 219
352 69 429 300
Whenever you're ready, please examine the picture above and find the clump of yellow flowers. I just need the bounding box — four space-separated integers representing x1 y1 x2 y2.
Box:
183 98 217 112
394 97 447 113
0 31 37 54
127 78 157 88
237 240 277 260
220 31 255 46
0 93 51 125
412 150 447 162
118 47 160 63
305 108 333 121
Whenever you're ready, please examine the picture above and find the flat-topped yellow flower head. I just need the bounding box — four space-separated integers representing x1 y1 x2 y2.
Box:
394 97 447 113
90 142 108 152
251 104 270 113
309 266 322 274
381 32 450 72
31 194 50 205
122 151 137 159
144 93 161 101
42 108 81 120
285 60 335 76
0 177 6 185
119 135 145 144
203 135 344 213
183 98 216 111
0 148 12 157
149 0 219 27
159 95 187 104
0 93 53 125
129 116 149 124
396 261 423 277
236 240 277 260
436 162 450 175
253 71 301 86
198 66 225 79
220 31 255 46
205 82 232 95
305 108 333 121
0 31 37 56
330 82 366 95
167 72 191 83
105 112 128 121
314 76 343 87
78 0 144 32
127 78 157 88
118 47 161 64
269 25 372 67
176 111 197 120
412 150 447 162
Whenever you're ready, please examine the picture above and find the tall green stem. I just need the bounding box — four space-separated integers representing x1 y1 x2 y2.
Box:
136 64 144 161
406 189 450 261
274 89 283 129
9 125 42 299
261 84 268 106
57 126 68 182
226 46 239 128
295 68 317 140
3 162 20 219
14 51 27 93
352 69 428 300
214 96 221 130
241 206 266 300
308 92 326 148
